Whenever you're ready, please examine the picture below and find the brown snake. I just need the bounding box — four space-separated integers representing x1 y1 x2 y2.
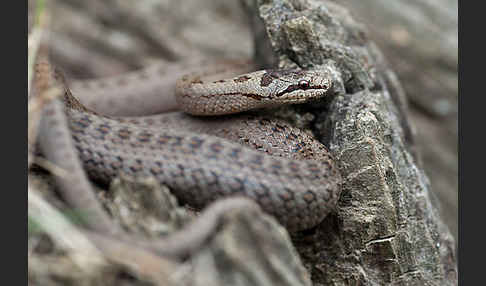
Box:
46 60 342 232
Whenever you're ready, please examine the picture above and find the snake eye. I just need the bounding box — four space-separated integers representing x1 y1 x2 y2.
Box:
298 80 310 89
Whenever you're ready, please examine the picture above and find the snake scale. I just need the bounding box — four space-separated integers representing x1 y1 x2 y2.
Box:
47 60 342 232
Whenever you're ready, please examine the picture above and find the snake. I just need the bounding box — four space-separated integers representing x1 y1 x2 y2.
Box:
40 59 342 232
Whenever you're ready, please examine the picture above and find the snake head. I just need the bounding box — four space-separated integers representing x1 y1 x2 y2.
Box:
260 69 332 103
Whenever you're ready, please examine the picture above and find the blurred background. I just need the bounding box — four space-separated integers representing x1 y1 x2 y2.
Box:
29 0 458 241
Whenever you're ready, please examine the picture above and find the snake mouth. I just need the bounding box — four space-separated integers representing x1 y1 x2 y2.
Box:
274 84 330 99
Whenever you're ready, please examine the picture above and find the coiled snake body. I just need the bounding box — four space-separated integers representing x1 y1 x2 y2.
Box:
59 61 342 231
